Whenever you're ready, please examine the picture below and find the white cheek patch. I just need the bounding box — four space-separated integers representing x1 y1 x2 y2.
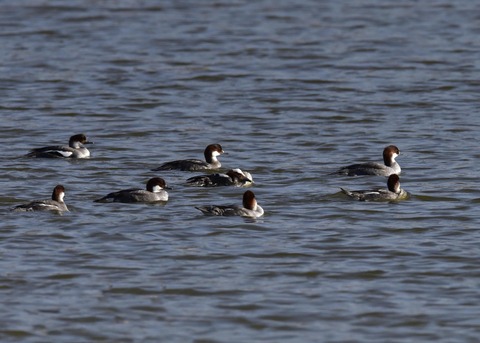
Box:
152 185 162 192
58 192 65 202
212 151 221 157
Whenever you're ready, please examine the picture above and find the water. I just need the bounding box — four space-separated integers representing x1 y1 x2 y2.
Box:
1 1 480 342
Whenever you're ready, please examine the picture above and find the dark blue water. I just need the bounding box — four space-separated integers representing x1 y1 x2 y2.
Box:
1 1 480 342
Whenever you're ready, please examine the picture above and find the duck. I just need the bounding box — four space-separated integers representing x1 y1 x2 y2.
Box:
13 185 69 212
186 168 253 187
26 133 93 158
336 145 401 176
195 190 264 218
151 144 225 171
340 174 408 201
94 177 170 203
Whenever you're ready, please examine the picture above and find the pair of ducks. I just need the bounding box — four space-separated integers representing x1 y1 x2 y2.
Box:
337 145 408 202
14 135 407 217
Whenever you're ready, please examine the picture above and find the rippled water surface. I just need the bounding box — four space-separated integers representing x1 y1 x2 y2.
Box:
1 1 480 342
